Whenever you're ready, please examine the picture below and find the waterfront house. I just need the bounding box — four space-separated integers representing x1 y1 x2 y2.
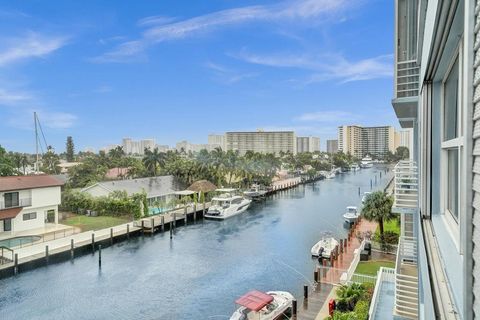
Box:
368 1 477 319
81 175 184 210
0 175 63 237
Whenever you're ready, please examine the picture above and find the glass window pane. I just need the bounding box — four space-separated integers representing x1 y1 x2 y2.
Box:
444 57 459 141
447 149 459 221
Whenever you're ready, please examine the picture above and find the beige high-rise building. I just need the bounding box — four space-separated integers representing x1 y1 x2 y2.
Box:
338 125 395 158
225 130 296 155
296 136 320 153
326 139 338 154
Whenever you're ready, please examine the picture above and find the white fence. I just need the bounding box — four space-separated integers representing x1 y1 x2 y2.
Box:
340 239 366 284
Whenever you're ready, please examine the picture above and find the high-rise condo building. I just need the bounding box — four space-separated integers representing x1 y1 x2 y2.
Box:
367 1 477 319
122 138 155 155
326 139 338 154
296 136 320 153
207 134 225 150
337 125 395 158
224 130 296 155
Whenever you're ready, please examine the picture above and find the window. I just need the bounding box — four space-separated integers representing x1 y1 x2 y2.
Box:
441 47 463 231
23 212 37 221
4 192 19 208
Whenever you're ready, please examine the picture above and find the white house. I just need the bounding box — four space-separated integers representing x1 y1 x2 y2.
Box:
0 175 63 237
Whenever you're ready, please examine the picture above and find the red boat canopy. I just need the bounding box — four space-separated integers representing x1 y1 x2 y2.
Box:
235 290 274 312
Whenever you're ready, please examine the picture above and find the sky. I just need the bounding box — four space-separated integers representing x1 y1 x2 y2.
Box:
0 0 396 153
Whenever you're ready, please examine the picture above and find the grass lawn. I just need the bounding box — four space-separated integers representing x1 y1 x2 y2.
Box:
375 217 401 235
355 260 396 276
61 215 131 232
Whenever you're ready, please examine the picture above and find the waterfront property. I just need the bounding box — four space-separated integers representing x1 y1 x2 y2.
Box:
0 175 63 238
368 0 477 319
80 175 184 212
224 130 297 155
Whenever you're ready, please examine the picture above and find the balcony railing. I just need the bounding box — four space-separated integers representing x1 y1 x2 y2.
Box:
0 198 32 210
392 161 418 214
369 267 396 319
394 236 419 319
396 60 420 98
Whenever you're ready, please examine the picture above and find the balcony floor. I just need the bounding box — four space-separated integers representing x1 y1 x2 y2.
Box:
371 281 395 320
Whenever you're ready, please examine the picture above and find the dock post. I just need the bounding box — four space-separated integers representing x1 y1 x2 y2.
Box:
375 175 377 185
70 239 74 259
339 239 343 253
14 253 18 275
141 220 145 236
173 213 176 228
98 245 102 268
303 285 308 299
91 233 95 253
380 172 382 178
110 228 114 245
314 270 319 282
370 179 373 189
151 218 154 234
127 224 130 239
161 216 165 232
358 187 360 196
169 222 173 239
184 207 187 224
45 245 49 264
203 202 206 217
292 300 297 317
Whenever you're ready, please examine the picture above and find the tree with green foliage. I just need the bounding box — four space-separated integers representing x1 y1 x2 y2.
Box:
395 146 410 160
41 150 60 174
361 191 395 236
0 145 16 176
66 136 75 162
142 148 166 176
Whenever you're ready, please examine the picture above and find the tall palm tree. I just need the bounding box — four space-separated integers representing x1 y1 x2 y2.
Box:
20 154 30 175
361 191 395 236
142 148 166 176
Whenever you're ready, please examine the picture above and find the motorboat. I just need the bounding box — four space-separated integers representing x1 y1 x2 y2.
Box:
343 206 359 224
230 290 294 320
243 184 268 200
325 170 336 179
350 163 360 171
360 156 373 168
205 189 252 220
361 192 372 204
311 237 339 258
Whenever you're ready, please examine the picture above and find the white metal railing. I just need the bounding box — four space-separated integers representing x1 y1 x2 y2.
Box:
0 198 32 210
396 60 419 98
393 161 418 214
394 236 419 319
341 239 366 284
369 267 396 319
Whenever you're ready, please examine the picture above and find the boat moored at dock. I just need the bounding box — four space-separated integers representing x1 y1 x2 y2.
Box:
360 156 373 168
230 290 294 320
205 189 252 220
243 184 269 200
343 206 359 224
311 237 339 258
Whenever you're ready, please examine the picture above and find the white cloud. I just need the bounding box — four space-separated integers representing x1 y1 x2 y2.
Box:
0 32 68 66
233 51 393 83
95 0 350 62
204 61 258 84
0 88 32 104
7 108 77 130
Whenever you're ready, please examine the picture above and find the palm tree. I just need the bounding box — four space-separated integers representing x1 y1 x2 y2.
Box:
336 283 367 310
361 191 395 236
20 154 30 175
142 148 166 176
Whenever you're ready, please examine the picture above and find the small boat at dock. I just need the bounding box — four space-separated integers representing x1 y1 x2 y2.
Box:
205 189 252 220
343 206 359 224
360 156 373 168
230 290 294 320
311 237 339 258
325 170 336 179
243 184 268 200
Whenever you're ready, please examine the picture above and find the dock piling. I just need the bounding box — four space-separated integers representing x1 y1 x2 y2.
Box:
314 270 319 282
98 245 102 268
173 213 176 228
370 179 373 189
292 300 297 317
110 228 114 245
14 253 18 275
170 222 173 239
45 245 49 264
141 220 145 236
161 216 165 232
151 218 154 234
303 285 308 299
127 224 130 239
358 187 360 196
70 239 74 259
91 233 95 253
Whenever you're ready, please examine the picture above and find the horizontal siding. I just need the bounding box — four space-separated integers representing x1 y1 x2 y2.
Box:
474 1 480 317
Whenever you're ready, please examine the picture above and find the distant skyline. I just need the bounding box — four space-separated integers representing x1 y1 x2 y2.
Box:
0 0 396 153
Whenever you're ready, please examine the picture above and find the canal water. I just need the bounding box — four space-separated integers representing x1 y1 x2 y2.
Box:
0 167 392 320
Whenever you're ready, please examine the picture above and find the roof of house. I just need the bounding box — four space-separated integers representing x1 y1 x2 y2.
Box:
81 175 184 198
0 175 64 193
235 290 274 312
105 167 131 179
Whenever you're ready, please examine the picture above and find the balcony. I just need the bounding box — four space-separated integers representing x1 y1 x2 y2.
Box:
0 198 32 210
392 161 418 214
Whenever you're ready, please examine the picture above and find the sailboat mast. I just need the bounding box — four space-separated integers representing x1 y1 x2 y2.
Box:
34 112 39 174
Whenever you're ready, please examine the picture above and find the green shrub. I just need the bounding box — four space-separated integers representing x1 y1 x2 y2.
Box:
353 300 369 320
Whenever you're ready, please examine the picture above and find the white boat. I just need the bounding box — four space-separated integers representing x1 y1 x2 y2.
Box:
205 188 252 220
243 185 268 200
230 290 294 320
350 163 360 171
311 237 339 258
360 156 373 168
343 206 359 224
325 170 336 179
361 192 372 204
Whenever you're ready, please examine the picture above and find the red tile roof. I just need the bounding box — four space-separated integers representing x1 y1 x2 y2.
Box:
0 207 22 219
0 175 64 192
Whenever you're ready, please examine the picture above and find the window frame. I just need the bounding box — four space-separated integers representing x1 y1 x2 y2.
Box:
439 40 464 248
22 212 37 221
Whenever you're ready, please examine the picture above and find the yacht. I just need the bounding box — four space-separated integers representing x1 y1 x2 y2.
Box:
350 163 360 171
230 290 294 320
311 237 339 258
360 156 373 168
243 184 268 200
343 206 359 224
361 192 372 204
205 189 252 220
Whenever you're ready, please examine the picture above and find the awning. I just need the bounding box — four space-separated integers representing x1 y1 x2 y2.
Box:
235 290 273 312
0 207 22 220
174 190 195 196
